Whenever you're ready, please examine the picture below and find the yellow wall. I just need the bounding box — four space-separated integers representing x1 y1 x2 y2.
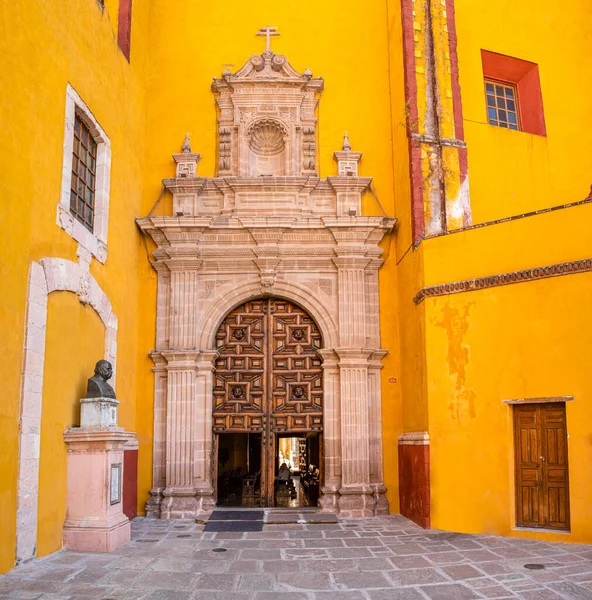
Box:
426 273 592 542
418 0 592 541
0 0 148 572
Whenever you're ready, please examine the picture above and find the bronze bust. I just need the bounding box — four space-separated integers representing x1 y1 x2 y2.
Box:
86 360 116 399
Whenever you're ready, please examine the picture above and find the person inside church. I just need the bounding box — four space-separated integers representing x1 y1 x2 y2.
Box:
277 462 291 482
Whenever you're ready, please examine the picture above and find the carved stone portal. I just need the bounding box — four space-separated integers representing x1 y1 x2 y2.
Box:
137 29 396 518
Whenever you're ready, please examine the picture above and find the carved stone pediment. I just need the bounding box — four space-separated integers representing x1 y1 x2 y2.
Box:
211 47 323 179
215 49 321 84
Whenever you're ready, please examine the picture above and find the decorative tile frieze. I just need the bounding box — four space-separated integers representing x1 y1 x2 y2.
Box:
414 258 592 304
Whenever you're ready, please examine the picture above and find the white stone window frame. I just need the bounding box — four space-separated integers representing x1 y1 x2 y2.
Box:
57 84 111 264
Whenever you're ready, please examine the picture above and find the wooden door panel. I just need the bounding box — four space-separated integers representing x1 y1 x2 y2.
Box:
213 298 324 505
514 403 570 530
514 405 543 527
269 299 323 433
213 301 267 432
519 486 540 526
541 405 570 530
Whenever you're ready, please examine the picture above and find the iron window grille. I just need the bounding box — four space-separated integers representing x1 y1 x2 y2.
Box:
70 116 97 232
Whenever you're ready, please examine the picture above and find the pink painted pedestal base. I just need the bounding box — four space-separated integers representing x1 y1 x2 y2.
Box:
63 427 135 552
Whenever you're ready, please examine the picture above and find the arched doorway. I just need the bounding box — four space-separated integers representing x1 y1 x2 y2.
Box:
212 297 323 507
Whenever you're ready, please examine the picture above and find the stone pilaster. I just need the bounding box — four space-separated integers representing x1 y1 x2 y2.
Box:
160 351 199 519
318 349 341 513
369 350 389 515
194 350 218 513
336 349 376 518
169 266 200 349
145 352 168 518
155 266 170 351
333 255 371 347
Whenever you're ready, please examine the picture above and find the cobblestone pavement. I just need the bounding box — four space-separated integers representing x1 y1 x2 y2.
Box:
2 515 592 599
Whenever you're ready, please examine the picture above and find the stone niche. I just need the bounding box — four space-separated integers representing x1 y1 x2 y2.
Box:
137 39 396 519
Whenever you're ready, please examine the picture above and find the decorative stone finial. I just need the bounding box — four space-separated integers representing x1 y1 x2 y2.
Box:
342 131 352 152
173 134 201 179
256 25 280 52
334 131 363 178
87 360 116 399
182 132 192 153
303 68 312 79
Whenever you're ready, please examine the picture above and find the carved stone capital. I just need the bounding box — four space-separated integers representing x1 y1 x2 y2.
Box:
160 351 200 369
335 348 374 367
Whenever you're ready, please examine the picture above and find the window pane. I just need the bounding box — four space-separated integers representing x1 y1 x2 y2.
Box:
505 87 514 98
486 82 494 93
500 122 508 128
509 124 518 130
507 100 515 111
508 112 517 124
488 108 497 120
487 96 496 107
496 85 504 96
498 109 507 121
497 97 506 108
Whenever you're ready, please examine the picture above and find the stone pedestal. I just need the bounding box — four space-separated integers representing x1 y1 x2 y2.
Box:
63 427 135 552
80 396 118 427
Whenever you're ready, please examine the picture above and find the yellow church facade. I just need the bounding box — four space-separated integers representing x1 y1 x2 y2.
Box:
1 0 591 574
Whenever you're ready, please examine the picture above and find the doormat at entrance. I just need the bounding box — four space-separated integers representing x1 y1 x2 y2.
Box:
208 510 265 521
204 520 263 532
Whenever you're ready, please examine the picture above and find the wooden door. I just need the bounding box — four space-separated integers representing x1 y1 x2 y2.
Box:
212 298 323 506
514 403 570 530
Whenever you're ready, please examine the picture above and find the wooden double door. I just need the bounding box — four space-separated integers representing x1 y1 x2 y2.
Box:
212 298 323 506
514 403 570 530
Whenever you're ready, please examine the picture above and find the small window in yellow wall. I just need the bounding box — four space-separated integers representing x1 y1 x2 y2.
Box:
70 117 97 232
485 79 520 131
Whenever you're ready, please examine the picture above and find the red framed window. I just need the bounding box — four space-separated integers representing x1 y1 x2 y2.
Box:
481 50 546 137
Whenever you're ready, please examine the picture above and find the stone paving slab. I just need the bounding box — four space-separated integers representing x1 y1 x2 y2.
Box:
1 515 592 599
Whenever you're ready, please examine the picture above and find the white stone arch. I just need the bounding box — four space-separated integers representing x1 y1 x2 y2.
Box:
197 279 339 351
16 258 117 563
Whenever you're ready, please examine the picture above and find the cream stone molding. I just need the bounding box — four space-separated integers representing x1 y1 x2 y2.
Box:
398 432 430 445
57 84 111 264
137 36 396 519
16 258 117 564
502 396 574 405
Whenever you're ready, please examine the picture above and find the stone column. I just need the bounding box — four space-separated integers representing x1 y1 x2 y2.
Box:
194 350 218 513
318 349 341 513
160 351 199 519
336 349 376 517
333 253 376 516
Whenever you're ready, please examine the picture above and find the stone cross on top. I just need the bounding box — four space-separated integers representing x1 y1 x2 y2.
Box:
257 25 280 52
